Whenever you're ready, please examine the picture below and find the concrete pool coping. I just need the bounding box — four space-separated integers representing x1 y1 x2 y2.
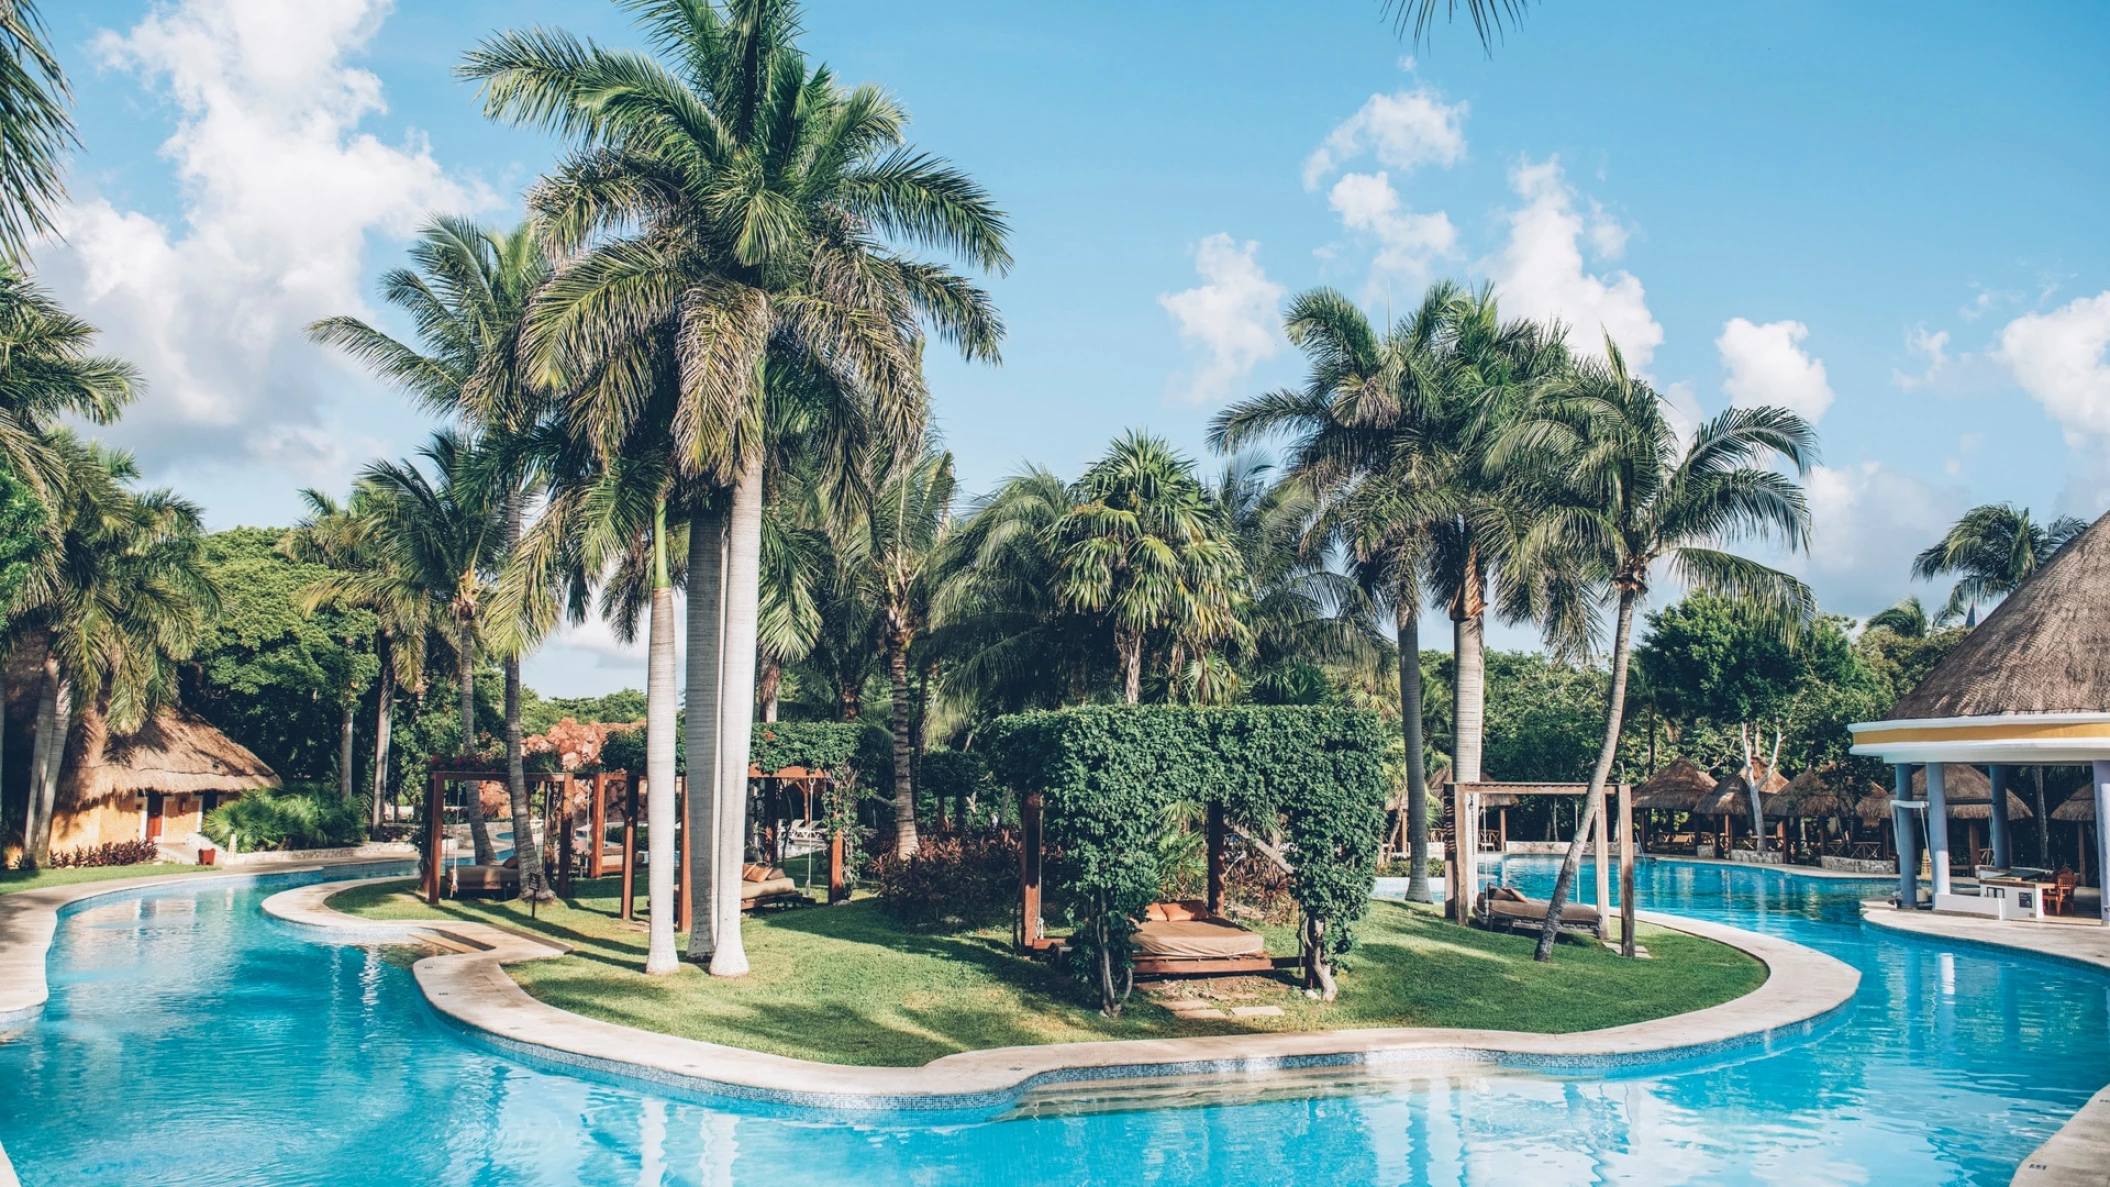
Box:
0 858 410 1027
260 875 1860 1112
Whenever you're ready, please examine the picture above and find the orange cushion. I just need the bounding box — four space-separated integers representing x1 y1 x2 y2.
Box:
1145 900 1212 922
741 863 785 883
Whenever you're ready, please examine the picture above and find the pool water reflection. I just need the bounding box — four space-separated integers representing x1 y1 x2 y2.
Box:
0 859 2104 1185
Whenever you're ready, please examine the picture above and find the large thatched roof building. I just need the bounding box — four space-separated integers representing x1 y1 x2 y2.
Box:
40 704 278 857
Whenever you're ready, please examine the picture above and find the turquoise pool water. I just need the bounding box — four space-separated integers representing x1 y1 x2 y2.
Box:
1 859 2105 1185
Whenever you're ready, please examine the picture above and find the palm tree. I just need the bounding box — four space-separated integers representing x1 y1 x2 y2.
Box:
277 494 380 809
1910 504 2086 626
283 487 437 833
1499 342 1815 961
308 216 554 898
16 434 216 865
1380 0 1531 47
0 265 138 496
466 0 1009 976
1055 432 1249 704
0 1 74 263
360 431 506 868
1865 596 1929 639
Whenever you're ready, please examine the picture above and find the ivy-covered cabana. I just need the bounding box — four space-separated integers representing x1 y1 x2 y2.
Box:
989 705 1387 1014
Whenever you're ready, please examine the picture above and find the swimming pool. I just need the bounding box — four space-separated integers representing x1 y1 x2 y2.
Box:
0 859 2103 1185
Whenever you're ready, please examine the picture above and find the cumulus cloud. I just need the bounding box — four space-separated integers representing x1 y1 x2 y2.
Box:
1994 291 2110 442
1716 318 1835 422
1482 158 1663 369
1159 233 1285 403
1326 171 1458 288
39 0 487 486
1302 86 1467 190
1797 462 1968 615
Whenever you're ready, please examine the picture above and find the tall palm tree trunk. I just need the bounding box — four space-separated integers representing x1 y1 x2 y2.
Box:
758 656 780 723
887 628 917 857
1120 632 1142 705
457 625 495 866
1450 594 1485 921
1398 599 1433 903
338 692 356 805
502 494 548 900
710 455 763 978
24 654 63 866
1535 589 1637 962
2034 767 2050 866
685 505 725 963
645 499 680 976
371 659 394 832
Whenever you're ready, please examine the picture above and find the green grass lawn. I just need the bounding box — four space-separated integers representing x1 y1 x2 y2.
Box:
334 872 1765 1067
0 862 227 896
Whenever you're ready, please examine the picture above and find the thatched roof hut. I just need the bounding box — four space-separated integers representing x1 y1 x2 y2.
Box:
1694 769 1789 818
1903 763 2033 820
2053 785 2096 823
68 704 280 801
1781 765 1877 817
1854 784 1896 824
1632 758 1715 811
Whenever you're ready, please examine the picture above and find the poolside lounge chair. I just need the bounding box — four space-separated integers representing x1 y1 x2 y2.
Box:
451 854 521 897
1476 885 1603 939
739 863 809 911
1132 899 1273 976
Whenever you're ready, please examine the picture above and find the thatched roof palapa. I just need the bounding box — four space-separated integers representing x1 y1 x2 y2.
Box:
2053 786 2096 823
1886 513 2110 720
1781 765 1879 817
1632 758 1716 811
71 705 280 800
1906 763 2034 820
1693 769 1790 818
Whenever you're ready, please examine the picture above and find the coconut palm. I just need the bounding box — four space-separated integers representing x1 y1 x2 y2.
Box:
1380 0 1531 46
465 0 1008 976
16 434 216 865
0 265 138 496
283 487 438 832
308 216 555 898
0 1 73 263
1865 595 1929 639
359 431 506 867
1499 342 1816 961
1910 503 2085 626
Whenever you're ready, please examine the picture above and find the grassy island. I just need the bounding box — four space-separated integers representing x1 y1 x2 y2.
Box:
334 874 1764 1068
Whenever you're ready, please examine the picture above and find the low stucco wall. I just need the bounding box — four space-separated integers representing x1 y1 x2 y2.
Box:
218 842 416 868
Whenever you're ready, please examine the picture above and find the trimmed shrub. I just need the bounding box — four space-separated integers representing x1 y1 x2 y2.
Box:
868 830 1021 930
47 840 160 868
203 784 367 853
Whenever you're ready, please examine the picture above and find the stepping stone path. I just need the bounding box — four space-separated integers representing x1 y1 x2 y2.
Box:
1229 1005 1283 1018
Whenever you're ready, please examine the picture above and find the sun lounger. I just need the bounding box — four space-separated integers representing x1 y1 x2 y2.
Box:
739 863 808 910
450 855 521 896
1132 900 1273 975
1476 885 1603 938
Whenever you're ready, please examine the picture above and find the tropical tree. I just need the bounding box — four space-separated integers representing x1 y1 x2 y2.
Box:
0 265 138 496
282 488 437 832
465 0 1009 977
276 494 381 808
308 216 553 897
16 435 217 866
1865 595 1929 639
359 432 506 867
1910 503 2086 626
1499 342 1816 961
0 1 73 262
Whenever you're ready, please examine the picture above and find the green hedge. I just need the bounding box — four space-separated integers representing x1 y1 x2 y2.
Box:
987 705 1387 1013
921 747 992 827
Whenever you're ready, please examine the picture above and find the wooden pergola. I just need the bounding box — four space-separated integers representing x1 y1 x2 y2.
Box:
1446 780 1638 957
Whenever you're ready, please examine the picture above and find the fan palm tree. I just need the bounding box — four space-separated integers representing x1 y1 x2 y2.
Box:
308 216 555 898
1910 503 2085 626
16 434 216 866
465 0 1009 977
0 1 73 263
360 431 506 867
1497 342 1816 961
283 487 438 832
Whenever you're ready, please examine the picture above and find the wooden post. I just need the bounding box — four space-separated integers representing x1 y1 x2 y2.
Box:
677 775 691 936
1619 781 1636 957
828 829 847 904
619 774 638 921
557 773 576 896
1593 787 1610 914
1205 800 1225 915
423 772 444 905
1498 807 1509 854
1021 789 1044 949
588 772 608 878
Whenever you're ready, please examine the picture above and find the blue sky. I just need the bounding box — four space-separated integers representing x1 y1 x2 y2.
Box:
42 1 2110 693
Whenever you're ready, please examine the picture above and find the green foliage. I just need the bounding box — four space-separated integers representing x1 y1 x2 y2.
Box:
521 688 647 736
181 529 379 781
1635 595 1856 729
202 783 367 852
920 747 990 820
598 726 646 776
988 705 1387 1009
868 831 1021 931
0 462 45 628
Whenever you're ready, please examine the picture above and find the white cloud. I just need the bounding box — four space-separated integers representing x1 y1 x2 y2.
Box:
1482 158 1663 368
1326 171 1458 288
1716 317 1835 422
39 0 488 487
1302 86 1467 190
1660 380 1705 446
1994 290 2110 442
1159 233 1285 403
1798 462 1968 615
1891 325 1950 390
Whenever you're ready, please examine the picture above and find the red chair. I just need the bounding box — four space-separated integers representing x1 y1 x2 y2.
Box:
2045 869 2077 916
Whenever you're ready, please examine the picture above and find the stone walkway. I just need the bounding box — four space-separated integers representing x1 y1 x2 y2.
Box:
266 876 1860 1111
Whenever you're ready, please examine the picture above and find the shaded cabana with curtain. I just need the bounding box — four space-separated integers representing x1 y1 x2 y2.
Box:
1851 510 2110 923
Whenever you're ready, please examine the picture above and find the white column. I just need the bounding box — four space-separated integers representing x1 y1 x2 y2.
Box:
2094 760 2110 925
1926 763 1952 898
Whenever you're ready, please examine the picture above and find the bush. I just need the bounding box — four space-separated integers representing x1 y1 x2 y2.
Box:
1374 857 1446 879
598 727 646 776
47 839 160 868
868 830 1021 931
921 748 991 826
203 784 367 853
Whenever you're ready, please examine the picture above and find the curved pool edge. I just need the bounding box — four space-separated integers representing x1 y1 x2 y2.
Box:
1858 900 2110 973
266 876 1860 1112
0 859 412 1028
2013 1082 2110 1186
